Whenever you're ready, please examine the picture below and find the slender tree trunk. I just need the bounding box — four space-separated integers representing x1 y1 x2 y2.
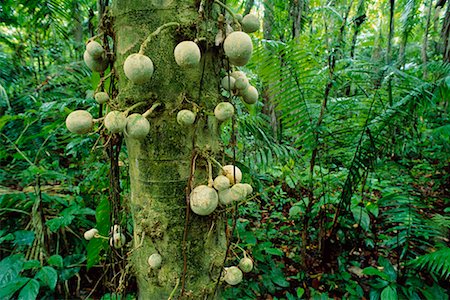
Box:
291 0 305 40
423 0 434 79
440 2 450 61
387 0 395 106
350 0 366 59
112 1 227 298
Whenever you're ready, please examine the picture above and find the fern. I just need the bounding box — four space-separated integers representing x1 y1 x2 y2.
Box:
409 247 450 280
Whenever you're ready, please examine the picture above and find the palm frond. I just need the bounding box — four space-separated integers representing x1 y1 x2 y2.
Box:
409 247 450 280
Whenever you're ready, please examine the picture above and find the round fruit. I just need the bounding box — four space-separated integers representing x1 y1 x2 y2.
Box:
242 183 253 195
110 232 126 249
177 109 196 126
239 257 253 273
242 14 259 33
124 53 154 84
235 13 243 23
104 111 127 133
230 71 246 80
235 75 249 90
84 228 98 241
66 110 94 134
126 113 150 139
86 41 104 59
241 85 258 104
174 41 201 68
213 175 230 191
231 183 247 200
148 253 162 269
222 165 242 184
94 92 109 104
223 266 243 285
214 102 234 121
190 185 218 216
221 75 236 91
223 32 253 66
83 51 108 72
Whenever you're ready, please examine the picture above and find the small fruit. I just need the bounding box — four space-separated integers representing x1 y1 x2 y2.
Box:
213 175 230 191
83 51 108 72
177 109 196 126
124 53 154 84
235 75 249 90
241 85 258 104
242 183 253 195
148 253 162 269
214 102 234 121
223 31 253 66
126 113 150 139
242 14 259 33
230 71 246 80
222 165 242 184
86 41 104 59
190 185 218 216
223 266 243 285
174 41 201 68
110 232 126 249
84 228 98 241
104 111 127 133
221 75 236 91
238 257 253 273
66 110 93 134
94 92 109 104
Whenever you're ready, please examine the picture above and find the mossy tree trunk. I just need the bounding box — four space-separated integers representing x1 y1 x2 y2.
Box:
111 1 227 298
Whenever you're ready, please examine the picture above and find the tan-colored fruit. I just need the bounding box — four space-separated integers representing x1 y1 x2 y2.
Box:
66 110 93 134
222 165 242 184
214 102 234 121
223 32 253 66
84 228 98 241
230 71 246 79
177 109 196 126
174 41 201 68
231 183 247 200
110 232 126 249
221 75 236 91
242 183 253 195
235 13 243 23
223 266 243 285
124 53 154 84
242 14 259 33
104 111 127 133
241 85 258 104
190 185 218 216
83 51 108 72
239 257 253 273
94 92 109 104
86 41 104 59
148 253 162 269
213 175 230 191
235 75 249 90
126 113 150 139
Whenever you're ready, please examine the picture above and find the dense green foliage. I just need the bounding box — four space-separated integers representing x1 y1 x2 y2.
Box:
1 0 449 299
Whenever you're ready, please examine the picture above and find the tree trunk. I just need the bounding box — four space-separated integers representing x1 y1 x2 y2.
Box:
112 1 227 298
441 2 450 62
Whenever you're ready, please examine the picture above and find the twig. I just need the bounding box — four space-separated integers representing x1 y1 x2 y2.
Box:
139 22 180 54
142 102 161 118
168 277 180 300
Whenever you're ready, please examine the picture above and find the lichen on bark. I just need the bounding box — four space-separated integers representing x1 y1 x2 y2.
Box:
111 0 228 298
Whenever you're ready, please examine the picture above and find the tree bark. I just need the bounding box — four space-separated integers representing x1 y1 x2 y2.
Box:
441 2 450 62
112 1 227 298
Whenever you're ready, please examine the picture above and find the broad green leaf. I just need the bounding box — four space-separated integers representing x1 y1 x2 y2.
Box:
265 248 283 256
13 230 35 246
35 266 57 290
0 277 29 300
362 267 390 281
0 254 25 285
297 287 305 298
23 260 40 270
87 238 106 269
47 255 63 268
381 285 397 300
379 257 397 281
270 267 289 287
351 206 370 232
17 279 39 300
46 215 75 232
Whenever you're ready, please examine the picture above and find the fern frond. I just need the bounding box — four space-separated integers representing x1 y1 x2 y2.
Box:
409 247 450 280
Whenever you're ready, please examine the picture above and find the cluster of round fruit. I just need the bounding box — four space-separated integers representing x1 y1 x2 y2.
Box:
190 165 252 216
83 224 126 249
223 255 254 285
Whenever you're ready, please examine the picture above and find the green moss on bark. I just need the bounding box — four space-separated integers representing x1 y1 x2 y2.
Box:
112 0 227 298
